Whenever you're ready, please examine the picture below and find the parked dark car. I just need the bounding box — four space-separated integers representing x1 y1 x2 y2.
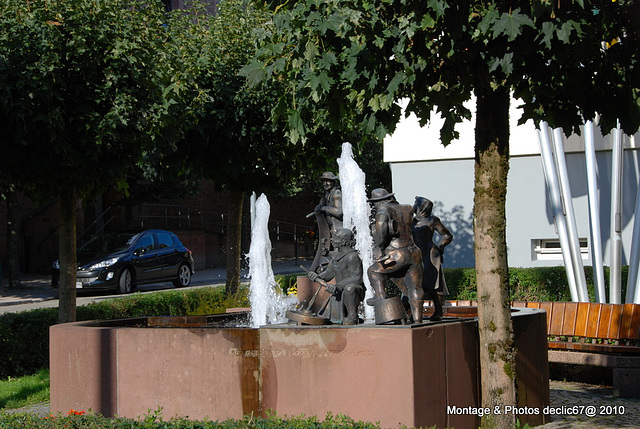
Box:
51 229 194 294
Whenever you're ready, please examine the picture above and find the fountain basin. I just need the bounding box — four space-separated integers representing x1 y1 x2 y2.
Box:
50 308 549 428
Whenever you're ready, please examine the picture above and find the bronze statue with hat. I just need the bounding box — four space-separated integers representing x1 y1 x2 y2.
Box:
306 228 365 325
366 189 425 324
307 172 343 272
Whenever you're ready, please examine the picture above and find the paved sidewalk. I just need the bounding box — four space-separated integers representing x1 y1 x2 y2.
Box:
539 380 640 428
0 257 310 308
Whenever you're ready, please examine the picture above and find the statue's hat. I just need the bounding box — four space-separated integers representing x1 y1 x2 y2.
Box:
367 188 395 202
318 172 339 181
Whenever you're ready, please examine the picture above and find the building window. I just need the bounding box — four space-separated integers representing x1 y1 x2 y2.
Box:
532 238 589 261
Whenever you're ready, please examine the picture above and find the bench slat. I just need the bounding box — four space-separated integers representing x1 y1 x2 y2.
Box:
574 303 590 337
625 304 640 340
539 302 553 334
585 303 601 338
549 302 565 336
620 304 635 339
608 304 623 339
450 300 640 349
597 304 614 339
561 302 579 337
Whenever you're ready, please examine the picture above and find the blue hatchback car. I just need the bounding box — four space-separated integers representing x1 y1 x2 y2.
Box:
51 229 195 294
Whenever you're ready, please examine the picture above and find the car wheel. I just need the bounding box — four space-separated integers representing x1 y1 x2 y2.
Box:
173 263 192 288
118 268 134 294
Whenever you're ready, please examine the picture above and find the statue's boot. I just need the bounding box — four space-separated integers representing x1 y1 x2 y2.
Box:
430 294 444 321
343 315 358 325
366 268 387 306
343 291 360 325
409 299 424 324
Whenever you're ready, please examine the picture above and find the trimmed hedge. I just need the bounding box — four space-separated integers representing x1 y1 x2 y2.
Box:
445 265 629 303
0 412 384 429
0 285 250 379
0 309 58 379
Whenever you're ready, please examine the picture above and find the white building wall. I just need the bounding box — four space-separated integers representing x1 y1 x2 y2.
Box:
385 98 640 268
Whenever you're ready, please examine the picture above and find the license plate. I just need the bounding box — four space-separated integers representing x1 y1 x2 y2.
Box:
76 282 83 289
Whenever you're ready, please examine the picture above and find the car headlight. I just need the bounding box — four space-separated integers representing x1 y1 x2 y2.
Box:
88 257 119 270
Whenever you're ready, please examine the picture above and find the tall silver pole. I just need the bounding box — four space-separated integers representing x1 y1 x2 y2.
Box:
585 120 607 303
552 127 589 302
610 123 624 303
627 135 640 303
538 123 580 302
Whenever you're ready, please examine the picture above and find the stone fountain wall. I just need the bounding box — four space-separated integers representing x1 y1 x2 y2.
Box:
50 309 549 428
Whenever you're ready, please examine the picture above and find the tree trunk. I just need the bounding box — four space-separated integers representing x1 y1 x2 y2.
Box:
226 189 245 296
6 184 22 289
474 85 516 429
58 188 78 324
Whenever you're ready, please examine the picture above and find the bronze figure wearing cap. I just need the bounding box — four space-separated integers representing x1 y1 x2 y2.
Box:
367 188 425 323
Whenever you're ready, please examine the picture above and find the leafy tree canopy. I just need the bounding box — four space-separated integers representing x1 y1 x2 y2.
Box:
0 0 181 199
161 0 387 197
243 0 640 144
164 1 307 195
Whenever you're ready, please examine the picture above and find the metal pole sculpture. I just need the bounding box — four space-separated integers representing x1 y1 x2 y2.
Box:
627 136 640 304
584 119 607 303
551 126 589 302
610 123 624 304
537 123 580 302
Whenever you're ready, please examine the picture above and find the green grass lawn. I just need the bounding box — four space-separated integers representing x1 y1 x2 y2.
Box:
0 369 49 410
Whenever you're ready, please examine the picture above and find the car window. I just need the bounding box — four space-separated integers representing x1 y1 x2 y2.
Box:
137 234 154 253
156 232 174 249
81 233 137 253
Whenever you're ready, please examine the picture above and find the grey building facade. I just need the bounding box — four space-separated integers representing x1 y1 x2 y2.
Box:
384 99 640 269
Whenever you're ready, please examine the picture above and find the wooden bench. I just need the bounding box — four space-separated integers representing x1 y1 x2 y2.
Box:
512 301 640 397
429 300 640 397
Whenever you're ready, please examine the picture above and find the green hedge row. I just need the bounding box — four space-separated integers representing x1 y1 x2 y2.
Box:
0 285 250 379
445 265 629 303
0 412 383 429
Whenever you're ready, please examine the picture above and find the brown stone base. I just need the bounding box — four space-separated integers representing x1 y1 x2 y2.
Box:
50 308 549 428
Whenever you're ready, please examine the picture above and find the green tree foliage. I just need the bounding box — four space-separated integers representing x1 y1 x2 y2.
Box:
244 0 638 142
164 0 348 294
167 0 333 193
243 1 639 427
0 0 184 322
0 0 179 197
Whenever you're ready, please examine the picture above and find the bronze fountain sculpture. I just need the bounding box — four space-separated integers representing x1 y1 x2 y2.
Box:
291 171 453 325
413 196 453 321
307 172 343 272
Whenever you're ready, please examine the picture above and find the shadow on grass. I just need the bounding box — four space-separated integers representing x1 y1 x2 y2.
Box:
0 368 49 409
